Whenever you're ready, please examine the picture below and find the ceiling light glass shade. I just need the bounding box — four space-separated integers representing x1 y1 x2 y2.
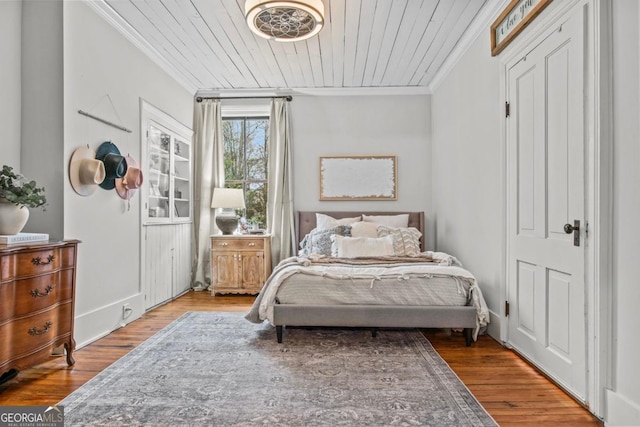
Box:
245 0 325 42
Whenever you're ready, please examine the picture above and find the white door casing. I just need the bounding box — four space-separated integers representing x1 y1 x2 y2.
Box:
506 6 587 402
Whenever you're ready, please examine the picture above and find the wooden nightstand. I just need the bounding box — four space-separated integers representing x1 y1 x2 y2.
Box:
210 234 271 295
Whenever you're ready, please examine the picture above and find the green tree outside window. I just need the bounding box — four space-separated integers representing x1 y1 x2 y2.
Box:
223 117 269 229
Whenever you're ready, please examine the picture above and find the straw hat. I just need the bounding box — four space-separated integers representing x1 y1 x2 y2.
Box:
69 145 106 196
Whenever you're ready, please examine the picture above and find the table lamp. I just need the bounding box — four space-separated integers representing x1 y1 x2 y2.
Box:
211 188 245 235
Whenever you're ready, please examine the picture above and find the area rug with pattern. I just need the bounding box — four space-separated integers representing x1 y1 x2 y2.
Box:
60 311 497 426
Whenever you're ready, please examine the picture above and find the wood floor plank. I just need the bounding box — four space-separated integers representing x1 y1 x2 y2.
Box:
0 291 603 425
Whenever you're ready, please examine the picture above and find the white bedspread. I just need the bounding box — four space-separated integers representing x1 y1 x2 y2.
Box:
246 254 490 339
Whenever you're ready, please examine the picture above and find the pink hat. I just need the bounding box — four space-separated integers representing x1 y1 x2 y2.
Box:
115 156 143 200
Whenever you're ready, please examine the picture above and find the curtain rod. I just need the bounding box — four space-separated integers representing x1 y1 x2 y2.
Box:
195 95 292 102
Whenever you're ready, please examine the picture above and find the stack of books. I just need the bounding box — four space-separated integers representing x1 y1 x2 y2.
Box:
0 233 49 245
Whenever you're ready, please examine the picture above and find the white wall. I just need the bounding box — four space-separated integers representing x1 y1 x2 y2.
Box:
0 0 193 350
290 95 434 248
431 1 640 425
21 0 65 238
0 1 22 170
431 33 503 331
606 2 640 425
59 2 193 347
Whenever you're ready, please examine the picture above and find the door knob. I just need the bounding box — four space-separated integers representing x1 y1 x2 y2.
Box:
564 220 580 246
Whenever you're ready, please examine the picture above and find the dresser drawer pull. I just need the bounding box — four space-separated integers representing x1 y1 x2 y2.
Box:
31 254 55 266
30 284 56 298
28 321 53 336
220 242 228 246
248 242 255 247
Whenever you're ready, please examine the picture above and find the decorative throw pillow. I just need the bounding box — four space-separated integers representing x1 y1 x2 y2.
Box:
376 226 422 257
350 221 379 238
316 213 361 230
299 225 352 256
331 234 395 258
362 213 410 228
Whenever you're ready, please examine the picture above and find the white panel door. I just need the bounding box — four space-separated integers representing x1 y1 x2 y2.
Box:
506 7 586 401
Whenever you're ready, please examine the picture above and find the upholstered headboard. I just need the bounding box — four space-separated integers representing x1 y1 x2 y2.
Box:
296 211 426 251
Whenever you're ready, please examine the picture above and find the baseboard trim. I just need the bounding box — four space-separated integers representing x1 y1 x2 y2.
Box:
605 389 640 426
486 309 501 341
74 293 145 349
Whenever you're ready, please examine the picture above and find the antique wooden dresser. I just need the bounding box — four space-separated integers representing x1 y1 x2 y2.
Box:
0 240 79 380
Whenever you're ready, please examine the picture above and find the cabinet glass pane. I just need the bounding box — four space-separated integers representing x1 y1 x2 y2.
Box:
148 125 170 219
174 136 190 219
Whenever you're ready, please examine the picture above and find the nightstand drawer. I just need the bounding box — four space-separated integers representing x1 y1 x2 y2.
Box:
211 238 265 251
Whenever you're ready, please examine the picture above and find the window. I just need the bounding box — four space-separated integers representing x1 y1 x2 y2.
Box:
223 116 269 230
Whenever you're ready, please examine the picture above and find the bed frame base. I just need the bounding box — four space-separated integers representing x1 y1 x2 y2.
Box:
273 304 477 346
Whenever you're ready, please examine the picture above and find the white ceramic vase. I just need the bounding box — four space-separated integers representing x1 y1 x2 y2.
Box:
0 198 30 235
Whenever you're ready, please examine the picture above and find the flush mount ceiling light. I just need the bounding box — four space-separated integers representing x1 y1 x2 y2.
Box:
245 0 325 42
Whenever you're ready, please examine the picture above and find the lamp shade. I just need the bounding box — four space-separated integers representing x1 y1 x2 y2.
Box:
211 188 246 209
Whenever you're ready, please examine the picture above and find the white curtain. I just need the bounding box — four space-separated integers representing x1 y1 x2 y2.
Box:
267 99 296 268
191 99 224 291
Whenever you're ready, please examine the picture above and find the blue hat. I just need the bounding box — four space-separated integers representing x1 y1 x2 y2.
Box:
95 141 128 190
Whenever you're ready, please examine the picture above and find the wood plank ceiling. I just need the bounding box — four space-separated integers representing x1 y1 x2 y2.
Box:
101 0 490 93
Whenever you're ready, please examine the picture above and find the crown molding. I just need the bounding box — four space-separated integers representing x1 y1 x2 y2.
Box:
85 0 198 95
198 86 431 98
428 0 511 93
289 86 431 96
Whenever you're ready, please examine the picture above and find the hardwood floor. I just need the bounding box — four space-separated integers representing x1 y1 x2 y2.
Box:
0 291 603 426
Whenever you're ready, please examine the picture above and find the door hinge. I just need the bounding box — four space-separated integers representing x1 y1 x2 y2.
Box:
585 221 589 238
505 101 510 118
505 301 510 317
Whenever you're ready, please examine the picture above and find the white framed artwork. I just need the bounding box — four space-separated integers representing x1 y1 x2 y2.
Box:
319 155 397 201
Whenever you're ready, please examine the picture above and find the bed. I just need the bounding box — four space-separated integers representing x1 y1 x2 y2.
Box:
245 211 489 346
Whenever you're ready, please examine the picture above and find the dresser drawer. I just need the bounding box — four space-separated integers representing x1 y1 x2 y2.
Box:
211 238 265 251
0 269 74 323
0 246 76 281
0 302 73 362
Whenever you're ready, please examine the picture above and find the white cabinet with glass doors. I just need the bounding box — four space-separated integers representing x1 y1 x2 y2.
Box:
140 101 193 311
144 121 192 223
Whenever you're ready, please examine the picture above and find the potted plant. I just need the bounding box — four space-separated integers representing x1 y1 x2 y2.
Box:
0 165 47 235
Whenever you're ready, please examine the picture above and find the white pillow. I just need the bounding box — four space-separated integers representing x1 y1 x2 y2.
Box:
316 213 361 230
362 213 409 228
350 221 379 238
376 226 422 257
331 234 395 258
